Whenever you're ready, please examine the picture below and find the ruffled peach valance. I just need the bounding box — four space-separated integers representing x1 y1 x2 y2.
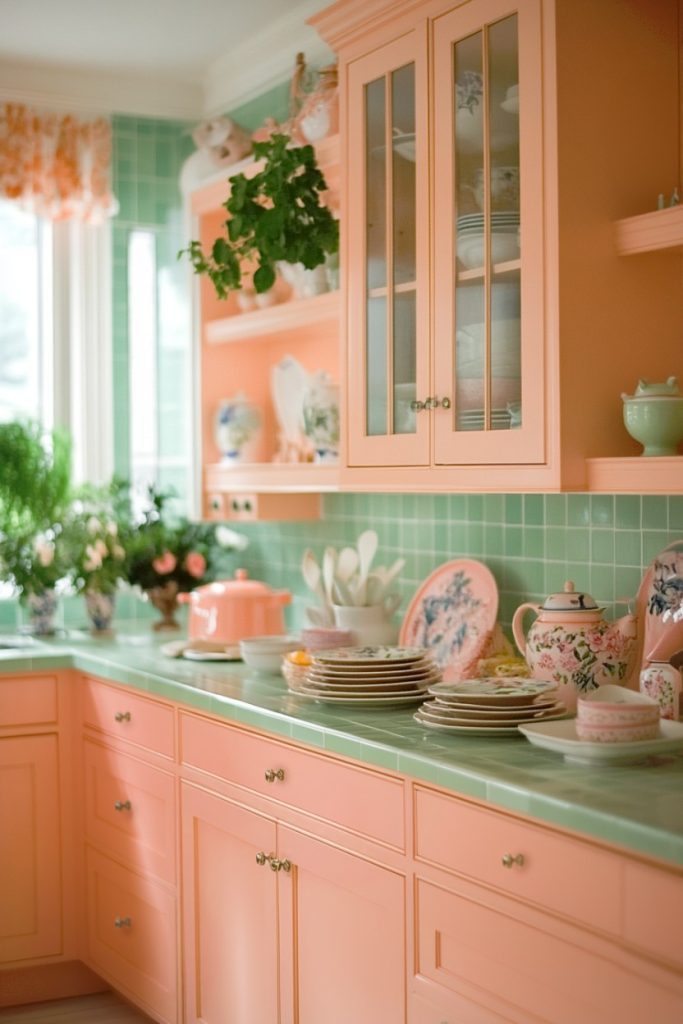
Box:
0 103 118 223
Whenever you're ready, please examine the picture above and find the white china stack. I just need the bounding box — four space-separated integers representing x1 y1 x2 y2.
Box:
291 646 440 707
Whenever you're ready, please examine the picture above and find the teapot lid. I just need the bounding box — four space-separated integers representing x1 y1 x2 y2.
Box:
541 580 600 612
204 569 277 598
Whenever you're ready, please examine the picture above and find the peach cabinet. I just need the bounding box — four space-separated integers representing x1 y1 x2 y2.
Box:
180 782 406 1024
311 0 683 491
189 135 342 520
79 677 179 1024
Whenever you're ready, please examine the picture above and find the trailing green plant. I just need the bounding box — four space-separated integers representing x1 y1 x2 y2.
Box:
0 420 71 535
179 133 339 297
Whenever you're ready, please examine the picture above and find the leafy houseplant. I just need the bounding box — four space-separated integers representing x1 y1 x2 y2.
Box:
127 487 247 630
179 133 339 298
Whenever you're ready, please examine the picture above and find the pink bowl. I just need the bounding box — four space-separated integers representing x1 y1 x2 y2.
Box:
576 684 660 742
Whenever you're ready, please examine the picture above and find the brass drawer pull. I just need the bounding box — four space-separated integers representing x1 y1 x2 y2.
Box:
114 916 132 928
114 711 131 722
501 852 525 869
114 800 131 812
269 858 292 873
264 768 285 783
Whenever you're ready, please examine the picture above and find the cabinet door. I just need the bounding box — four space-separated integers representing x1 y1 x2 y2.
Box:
278 825 406 1024
181 783 279 1024
0 734 62 963
433 0 546 465
346 26 430 468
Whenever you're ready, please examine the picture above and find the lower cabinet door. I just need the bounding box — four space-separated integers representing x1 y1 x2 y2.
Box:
85 847 177 1023
181 782 279 1024
0 734 62 963
277 825 406 1024
415 877 683 1024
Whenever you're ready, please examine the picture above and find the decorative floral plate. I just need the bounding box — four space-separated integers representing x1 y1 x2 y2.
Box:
428 678 556 704
399 560 499 682
639 540 683 665
313 645 427 664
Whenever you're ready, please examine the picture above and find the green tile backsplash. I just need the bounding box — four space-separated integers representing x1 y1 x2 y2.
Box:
230 492 683 636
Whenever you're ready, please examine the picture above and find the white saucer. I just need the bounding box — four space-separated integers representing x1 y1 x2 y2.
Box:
519 718 683 765
183 646 242 662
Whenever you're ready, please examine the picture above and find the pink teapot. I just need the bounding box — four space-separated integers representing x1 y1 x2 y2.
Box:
512 581 637 711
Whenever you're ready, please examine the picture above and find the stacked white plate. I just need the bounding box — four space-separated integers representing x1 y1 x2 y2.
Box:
293 645 440 707
414 678 567 735
457 212 520 231
456 408 512 431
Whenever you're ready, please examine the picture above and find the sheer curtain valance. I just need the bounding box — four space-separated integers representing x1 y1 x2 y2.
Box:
0 102 118 223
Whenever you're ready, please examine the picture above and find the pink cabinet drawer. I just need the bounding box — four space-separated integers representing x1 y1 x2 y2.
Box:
83 739 176 884
0 675 57 727
414 787 620 934
415 878 683 1024
82 677 174 758
180 713 405 849
85 847 177 1024
623 860 683 969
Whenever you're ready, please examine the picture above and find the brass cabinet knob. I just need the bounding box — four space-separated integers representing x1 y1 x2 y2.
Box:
424 396 452 410
269 857 292 873
255 851 268 866
114 916 132 928
501 852 525 868
114 711 131 722
114 800 131 812
410 399 427 412
264 768 285 783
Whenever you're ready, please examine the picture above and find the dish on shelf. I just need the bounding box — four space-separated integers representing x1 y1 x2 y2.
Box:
399 560 498 681
457 230 520 269
313 645 428 664
518 717 683 765
183 648 242 662
270 355 312 462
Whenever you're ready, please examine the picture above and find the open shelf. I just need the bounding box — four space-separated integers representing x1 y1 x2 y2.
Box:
615 205 683 255
586 455 683 493
456 258 521 282
205 289 340 344
205 461 341 494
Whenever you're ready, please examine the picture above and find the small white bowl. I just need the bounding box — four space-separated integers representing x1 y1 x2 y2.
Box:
240 635 300 672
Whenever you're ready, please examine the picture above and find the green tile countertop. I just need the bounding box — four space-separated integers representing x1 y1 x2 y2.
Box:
4 627 683 868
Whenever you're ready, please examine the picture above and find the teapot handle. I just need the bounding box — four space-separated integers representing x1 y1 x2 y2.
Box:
511 602 540 656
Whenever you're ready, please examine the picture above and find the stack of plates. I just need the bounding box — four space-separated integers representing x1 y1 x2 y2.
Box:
414 678 567 735
457 212 520 234
292 645 440 707
456 408 512 431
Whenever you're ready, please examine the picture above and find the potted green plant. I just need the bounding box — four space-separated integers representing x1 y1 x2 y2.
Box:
63 480 130 633
0 421 72 632
179 132 339 298
127 487 248 630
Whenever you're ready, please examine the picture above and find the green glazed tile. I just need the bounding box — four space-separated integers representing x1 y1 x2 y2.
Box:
668 496 683 532
615 530 642 566
565 528 590 563
504 494 523 524
545 494 566 526
523 527 545 559
485 525 504 556
615 495 641 529
467 494 484 520
567 494 591 527
591 529 615 564
484 494 504 522
591 495 614 526
504 526 523 557
449 494 468 520
545 527 567 561
642 530 672 564
642 496 668 530
524 494 544 525
589 565 614 604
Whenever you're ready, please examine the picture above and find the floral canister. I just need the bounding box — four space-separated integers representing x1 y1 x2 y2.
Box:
84 590 116 633
26 589 58 635
215 392 261 463
512 581 637 711
640 661 682 720
302 372 340 463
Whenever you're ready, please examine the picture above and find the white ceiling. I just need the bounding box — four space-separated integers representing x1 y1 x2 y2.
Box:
0 0 332 119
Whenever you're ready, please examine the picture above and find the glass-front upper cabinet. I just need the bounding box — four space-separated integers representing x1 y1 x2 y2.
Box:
433 0 545 466
346 28 430 467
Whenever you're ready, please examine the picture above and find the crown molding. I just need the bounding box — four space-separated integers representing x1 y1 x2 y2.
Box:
202 0 334 117
0 58 203 119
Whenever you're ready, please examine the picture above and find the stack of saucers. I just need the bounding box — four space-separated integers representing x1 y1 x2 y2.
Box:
293 645 440 707
414 677 566 735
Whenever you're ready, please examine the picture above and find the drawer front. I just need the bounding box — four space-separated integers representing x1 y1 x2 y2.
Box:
83 739 176 884
411 991 511 1024
414 787 619 933
180 713 405 849
0 675 58 728
623 860 683 969
85 847 177 1023
415 878 683 1024
82 677 174 758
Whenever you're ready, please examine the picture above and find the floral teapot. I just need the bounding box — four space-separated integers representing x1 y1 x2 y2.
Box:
511 581 637 711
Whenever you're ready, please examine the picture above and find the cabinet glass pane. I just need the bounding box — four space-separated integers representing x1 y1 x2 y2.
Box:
393 291 416 434
392 65 416 286
366 78 387 292
453 16 521 433
367 296 387 435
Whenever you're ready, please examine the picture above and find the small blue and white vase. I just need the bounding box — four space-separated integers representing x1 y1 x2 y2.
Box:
215 392 261 463
26 589 58 635
302 372 340 464
85 591 116 633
